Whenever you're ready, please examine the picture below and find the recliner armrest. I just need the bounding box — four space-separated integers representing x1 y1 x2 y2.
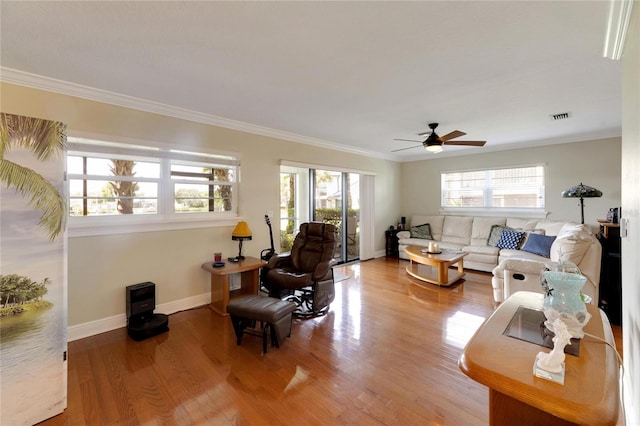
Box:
493 257 546 276
312 259 337 281
267 253 292 269
397 230 410 239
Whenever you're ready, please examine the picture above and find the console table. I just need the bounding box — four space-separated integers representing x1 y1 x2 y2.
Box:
459 291 620 426
201 257 265 316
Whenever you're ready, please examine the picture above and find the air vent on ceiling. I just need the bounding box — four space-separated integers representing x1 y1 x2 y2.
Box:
550 112 571 121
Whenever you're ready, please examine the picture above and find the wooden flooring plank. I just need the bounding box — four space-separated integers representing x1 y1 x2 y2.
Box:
37 257 622 426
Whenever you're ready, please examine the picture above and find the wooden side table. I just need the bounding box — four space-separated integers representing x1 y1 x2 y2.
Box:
385 229 400 257
201 256 266 316
459 291 620 426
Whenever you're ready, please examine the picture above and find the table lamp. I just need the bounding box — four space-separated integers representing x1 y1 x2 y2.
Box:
231 221 252 260
561 182 602 224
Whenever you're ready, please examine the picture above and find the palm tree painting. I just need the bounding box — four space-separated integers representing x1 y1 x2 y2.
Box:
0 113 66 240
0 113 67 425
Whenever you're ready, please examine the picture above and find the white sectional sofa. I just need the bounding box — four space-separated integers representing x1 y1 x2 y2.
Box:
396 215 601 303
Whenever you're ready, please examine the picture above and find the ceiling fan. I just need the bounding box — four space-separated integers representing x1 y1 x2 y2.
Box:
393 123 486 153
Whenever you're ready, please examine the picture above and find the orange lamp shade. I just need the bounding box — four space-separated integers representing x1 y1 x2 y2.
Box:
232 221 252 240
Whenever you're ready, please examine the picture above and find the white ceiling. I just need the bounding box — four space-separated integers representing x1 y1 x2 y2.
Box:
0 1 621 161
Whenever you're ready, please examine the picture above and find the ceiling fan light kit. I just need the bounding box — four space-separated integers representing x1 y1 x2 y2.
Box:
425 144 443 153
393 122 487 154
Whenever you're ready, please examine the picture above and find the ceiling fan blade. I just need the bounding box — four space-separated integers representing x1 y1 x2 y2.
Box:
392 145 423 152
439 130 466 142
393 138 423 143
443 140 487 147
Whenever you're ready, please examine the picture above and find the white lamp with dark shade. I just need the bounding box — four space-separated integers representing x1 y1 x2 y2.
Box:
231 221 252 260
561 183 603 224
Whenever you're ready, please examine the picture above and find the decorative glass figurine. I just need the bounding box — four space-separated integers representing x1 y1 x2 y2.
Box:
541 269 591 339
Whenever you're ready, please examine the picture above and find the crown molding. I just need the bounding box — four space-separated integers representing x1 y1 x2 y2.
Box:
0 67 394 161
603 0 635 60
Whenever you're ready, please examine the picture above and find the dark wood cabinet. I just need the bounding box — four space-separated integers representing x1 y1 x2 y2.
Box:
597 222 621 326
385 229 400 257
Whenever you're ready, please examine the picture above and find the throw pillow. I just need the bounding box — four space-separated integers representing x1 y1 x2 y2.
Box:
410 223 432 239
487 225 511 247
521 233 556 257
496 229 525 250
519 228 546 248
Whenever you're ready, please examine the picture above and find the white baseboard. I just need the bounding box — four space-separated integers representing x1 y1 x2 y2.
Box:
622 371 636 426
67 292 211 342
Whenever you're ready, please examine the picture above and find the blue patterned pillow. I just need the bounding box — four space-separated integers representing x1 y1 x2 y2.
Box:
496 229 525 250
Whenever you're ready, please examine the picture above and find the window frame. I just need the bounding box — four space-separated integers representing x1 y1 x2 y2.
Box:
440 164 548 219
67 135 241 237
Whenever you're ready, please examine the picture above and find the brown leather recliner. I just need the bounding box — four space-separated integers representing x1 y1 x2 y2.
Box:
265 222 337 317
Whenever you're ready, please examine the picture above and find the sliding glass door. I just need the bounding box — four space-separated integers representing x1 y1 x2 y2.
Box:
312 170 359 263
280 166 359 264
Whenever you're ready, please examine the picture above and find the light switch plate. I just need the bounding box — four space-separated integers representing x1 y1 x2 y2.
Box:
620 217 628 238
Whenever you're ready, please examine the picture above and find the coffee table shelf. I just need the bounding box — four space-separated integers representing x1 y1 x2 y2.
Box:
404 246 467 286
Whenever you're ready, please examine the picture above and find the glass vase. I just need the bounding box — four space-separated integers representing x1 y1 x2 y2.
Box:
542 270 591 339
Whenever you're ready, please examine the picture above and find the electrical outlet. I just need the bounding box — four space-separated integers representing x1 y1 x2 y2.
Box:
266 210 273 219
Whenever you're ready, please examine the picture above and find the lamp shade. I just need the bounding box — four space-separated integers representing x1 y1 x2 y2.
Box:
232 221 252 240
561 183 603 199
561 183 602 224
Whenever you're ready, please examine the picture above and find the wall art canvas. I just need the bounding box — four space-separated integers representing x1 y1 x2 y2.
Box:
0 113 67 425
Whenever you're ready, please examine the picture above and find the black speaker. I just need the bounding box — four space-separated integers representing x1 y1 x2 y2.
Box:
401 216 406 230
125 282 168 341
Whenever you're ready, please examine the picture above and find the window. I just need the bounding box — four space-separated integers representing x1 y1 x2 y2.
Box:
171 162 234 213
68 155 161 216
441 165 545 213
67 137 239 235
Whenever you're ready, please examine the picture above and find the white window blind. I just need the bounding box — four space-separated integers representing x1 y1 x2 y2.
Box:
441 165 545 211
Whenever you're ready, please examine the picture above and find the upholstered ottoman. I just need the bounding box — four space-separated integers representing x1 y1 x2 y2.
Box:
226 295 297 353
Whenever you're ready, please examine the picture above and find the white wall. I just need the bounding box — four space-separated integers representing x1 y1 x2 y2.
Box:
400 138 621 229
621 4 639 424
1 83 402 331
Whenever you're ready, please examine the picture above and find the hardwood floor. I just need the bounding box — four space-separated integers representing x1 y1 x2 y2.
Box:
39 257 622 426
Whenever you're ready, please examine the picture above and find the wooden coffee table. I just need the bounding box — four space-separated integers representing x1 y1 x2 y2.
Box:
404 245 467 286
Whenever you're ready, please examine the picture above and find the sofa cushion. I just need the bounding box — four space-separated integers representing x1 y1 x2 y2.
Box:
499 248 549 263
557 223 593 238
550 233 593 265
436 241 465 251
410 223 433 239
487 225 511 246
471 217 506 246
463 245 500 255
521 233 556 257
496 229 525 249
534 220 576 236
441 216 473 244
506 218 539 230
